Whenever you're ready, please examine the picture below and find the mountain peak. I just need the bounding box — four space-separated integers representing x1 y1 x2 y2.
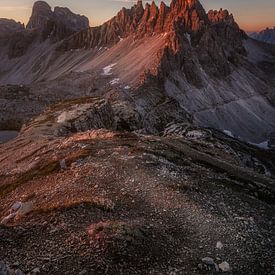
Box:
32 0 52 12
208 9 234 24
26 1 89 40
26 1 52 29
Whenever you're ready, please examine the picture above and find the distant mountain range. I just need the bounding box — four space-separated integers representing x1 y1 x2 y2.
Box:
249 27 275 44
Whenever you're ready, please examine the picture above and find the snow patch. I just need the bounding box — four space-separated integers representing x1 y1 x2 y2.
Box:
102 63 117 76
110 78 120 85
223 130 234 138
57 112 68 123
186 130 206 139
249 140 269 150
185 33 191 45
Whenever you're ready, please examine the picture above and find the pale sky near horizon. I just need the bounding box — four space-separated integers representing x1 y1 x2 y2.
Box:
0 0 274 32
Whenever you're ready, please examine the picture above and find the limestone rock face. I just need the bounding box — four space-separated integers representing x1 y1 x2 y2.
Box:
0 19 27 54
7 31 38 59
60 0 209 50
0 19 24 38
3 1 89 59
26 1 53 30
26 1 89 41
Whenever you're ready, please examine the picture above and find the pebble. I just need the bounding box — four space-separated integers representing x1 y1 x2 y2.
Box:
11 202 22 212
17 201 33 216
202 257 215 265
0 261 8 275
32 267 40 274
60 159 67 170
216 241 223 249
219 261 231 272
15 269 24 275
12 262 20 267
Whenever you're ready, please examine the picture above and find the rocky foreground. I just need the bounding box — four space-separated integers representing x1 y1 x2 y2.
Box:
0 98 274 274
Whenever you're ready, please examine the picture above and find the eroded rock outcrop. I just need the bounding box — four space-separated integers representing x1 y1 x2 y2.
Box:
21 97 117 137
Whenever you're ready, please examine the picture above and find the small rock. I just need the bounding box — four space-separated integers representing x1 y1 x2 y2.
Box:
11 202 22 212
1 213 16 225
216 241 223 249
0 261 8 275
219 261 230 272
11 261 20 267
14 269 24 275
214 263 220 272
78 270 87 275
17 201 33 216
31 267 40 274
202 257 215 265
60 159 67 170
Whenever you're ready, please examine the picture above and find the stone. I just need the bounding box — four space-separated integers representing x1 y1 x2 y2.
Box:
219 261 231 272
31 267 40 274
0 261 8 275
1 213 16 225
14 269 24 275
202 257 215 265
16 201 34 216
12 262 20 267
216 241 223 249
11 202 22 212
60 159 67 170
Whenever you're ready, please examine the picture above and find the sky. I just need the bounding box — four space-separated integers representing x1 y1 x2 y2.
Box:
0 0 274 32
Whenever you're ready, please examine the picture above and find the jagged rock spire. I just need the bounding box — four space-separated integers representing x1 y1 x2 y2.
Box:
26 1 52 29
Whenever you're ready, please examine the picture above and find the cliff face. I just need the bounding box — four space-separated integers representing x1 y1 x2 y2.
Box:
26 1 53 30
0 19 24 38
59 0 209 49
26 0 89 41
0 1 89 59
